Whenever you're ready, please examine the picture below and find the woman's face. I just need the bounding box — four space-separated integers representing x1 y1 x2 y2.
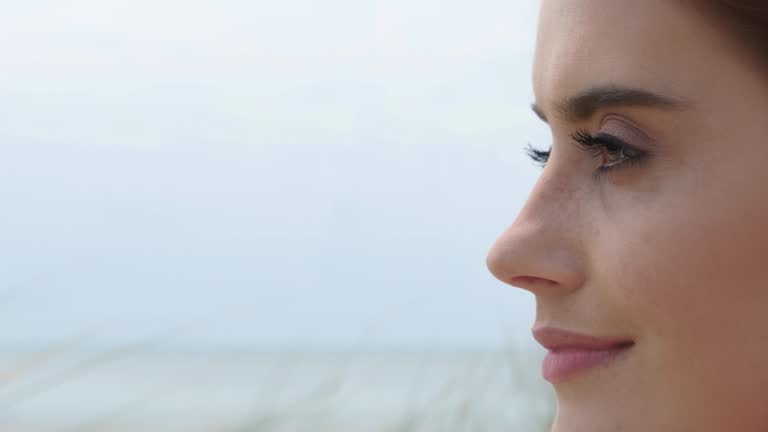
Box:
487 1 768 431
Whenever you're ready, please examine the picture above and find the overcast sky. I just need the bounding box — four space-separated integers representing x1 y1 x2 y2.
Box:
0 0 550 350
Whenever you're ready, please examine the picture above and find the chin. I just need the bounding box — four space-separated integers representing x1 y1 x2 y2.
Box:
549 402 636 432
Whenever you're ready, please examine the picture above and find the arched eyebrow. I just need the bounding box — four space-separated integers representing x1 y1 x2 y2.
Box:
531 85 691 123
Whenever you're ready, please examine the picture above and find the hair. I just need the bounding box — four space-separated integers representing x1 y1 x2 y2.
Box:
706 1 768 68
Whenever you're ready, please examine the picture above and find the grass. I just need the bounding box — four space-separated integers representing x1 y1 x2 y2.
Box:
0 344 555 432
0 282 554 432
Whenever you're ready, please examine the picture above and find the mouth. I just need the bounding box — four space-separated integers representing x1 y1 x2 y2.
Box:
533 326 635 384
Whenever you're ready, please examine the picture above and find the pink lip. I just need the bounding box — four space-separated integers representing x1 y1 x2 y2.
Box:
533 326 635 383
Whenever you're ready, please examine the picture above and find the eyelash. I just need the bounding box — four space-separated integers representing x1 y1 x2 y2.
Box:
525 128 648 182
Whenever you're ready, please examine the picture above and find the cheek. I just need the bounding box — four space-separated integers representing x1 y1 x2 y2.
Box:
599 151 768 349
596 158 768 423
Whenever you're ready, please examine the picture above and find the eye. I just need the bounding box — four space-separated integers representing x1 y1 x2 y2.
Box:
570 128 648 181
524 128 649 182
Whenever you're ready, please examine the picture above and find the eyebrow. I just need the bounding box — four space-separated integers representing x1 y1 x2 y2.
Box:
530 85 691 123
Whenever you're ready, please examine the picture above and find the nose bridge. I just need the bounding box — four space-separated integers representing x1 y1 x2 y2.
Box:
518 165 579 223
486 167 586 294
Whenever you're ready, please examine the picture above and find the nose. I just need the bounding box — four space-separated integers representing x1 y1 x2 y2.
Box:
486 167 586 296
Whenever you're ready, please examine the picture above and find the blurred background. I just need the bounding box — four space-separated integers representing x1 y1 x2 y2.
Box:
0 0 555 430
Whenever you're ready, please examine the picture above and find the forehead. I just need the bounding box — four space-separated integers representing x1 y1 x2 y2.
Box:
532 0 734 117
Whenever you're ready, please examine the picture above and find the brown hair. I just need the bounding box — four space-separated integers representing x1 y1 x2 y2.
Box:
707 1 768 67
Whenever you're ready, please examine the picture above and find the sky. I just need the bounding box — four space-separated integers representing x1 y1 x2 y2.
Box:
0 0 551 350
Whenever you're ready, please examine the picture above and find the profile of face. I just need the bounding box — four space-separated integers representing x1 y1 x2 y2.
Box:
487 1 768 431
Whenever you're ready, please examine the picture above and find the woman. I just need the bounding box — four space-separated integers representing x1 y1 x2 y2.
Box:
486 1 768 431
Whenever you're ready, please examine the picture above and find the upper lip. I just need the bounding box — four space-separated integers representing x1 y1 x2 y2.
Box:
532 326 635 352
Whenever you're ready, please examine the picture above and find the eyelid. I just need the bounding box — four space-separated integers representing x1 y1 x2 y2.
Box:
598 115 655 148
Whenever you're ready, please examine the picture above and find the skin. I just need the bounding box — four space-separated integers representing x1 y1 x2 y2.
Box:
486 1 768 431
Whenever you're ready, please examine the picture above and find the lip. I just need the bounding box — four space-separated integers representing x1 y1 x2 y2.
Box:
533 326 635 383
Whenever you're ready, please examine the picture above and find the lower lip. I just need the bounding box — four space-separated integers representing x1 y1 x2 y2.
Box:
542 343 634 384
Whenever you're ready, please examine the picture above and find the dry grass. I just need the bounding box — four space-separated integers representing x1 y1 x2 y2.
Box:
0 343 555 432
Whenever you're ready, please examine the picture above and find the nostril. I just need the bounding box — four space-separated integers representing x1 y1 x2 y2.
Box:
486 249 555 289
510 276 537 285
486 225 581 293
508 276 559 289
